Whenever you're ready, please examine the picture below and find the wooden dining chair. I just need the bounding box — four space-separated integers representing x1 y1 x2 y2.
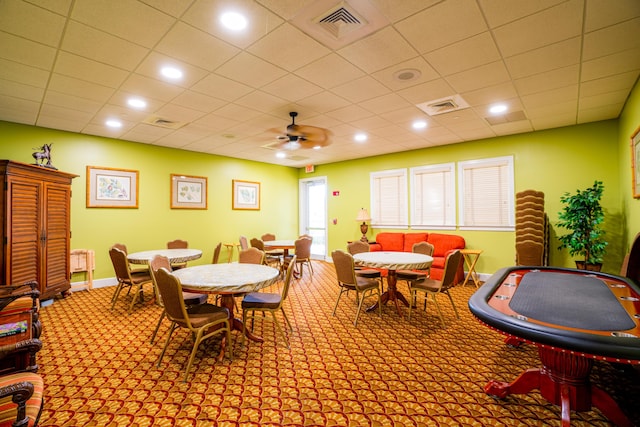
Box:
239 236 249 250
167 239 189 269
250 238 281 268
238 247 265 265
108 246 153 313
154 268 232 382
261 233 285 260
347 241 382 279
283 237 313 279
211 242 222 264
241 255 296 348
148 255 208 345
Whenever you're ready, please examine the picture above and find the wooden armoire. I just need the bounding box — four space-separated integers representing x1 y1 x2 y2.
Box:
0 160 78 300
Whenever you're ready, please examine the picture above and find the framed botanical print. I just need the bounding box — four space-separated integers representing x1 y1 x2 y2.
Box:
171 174 207 209
86 166 138 208
232 180 260 210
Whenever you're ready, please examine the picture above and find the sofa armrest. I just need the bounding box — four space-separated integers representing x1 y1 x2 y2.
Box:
368 243 382 251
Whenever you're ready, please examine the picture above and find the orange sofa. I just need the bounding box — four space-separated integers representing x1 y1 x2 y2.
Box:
368 232 466 283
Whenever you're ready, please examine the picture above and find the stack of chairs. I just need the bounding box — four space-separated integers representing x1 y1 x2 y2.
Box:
515 190 548 266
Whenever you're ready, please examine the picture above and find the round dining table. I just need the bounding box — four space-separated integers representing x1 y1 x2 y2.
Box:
127 248 203 265
172 263 280 342
263 239 296 256
353 251 433 316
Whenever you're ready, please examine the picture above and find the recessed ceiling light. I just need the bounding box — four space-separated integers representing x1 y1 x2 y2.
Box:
276 152 286 159
354 133 367 142
220 11 247 30
127 98 146 109
105 119 122 128
412 120 427 129
160 66 183 80
489 104 508 114
313 145 322 150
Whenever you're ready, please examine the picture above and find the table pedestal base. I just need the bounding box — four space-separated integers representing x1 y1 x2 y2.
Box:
219 295 263 343
485 347 633 427
366 271 409 316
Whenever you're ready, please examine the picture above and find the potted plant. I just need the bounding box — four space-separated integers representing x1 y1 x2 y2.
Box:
557 180 607 271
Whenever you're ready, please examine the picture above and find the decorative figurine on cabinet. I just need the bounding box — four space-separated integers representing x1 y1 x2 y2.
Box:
32 143 56 170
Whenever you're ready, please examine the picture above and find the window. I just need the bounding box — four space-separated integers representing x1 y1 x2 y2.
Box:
410 163 455 229
370 168 408 227
458 156 514 230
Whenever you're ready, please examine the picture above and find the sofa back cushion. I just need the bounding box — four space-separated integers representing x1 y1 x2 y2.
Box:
374 233 405 252
403 233 429 252
428 233 466 257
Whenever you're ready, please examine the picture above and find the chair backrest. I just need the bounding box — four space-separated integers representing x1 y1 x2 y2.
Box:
331 250 356 286
154 268 188 324
347 240 370 255
167 239 188 249
109 247 132 283
250 238 265 251
239 235 249 250
412 242 434 256
295 237 312 259
440 250 463 291
150 254 172 274
239 247 265 264
299 234 313 240
261 233 276 241
280 255 297 302
113 243 128 254
212 242 222 264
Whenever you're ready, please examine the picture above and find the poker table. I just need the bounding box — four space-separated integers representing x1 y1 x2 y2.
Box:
468 266 640 427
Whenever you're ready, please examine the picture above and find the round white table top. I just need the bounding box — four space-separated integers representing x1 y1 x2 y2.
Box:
264 239 296 248
171 263 280 294
353 251 433 271
127 248 202 265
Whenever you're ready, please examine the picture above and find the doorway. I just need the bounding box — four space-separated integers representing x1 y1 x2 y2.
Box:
299 177 327 259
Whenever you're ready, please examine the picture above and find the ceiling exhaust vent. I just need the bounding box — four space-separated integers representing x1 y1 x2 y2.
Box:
416 94 470 116
143 115 186 130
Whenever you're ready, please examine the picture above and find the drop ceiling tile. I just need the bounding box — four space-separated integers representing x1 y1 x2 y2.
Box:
191 73 253 102
234 90 288 113
350 115 393 131
424 32 501 76
504 37 581 79
155 22 240 71
526 99 578 119
49 73 115 103
171 90 227 113
26 0 73 15
54 52 129 89
248 24 330 72
191 112 242 132
581 48 640 81
490 120 534 136
368 0 439 23
492 0 583 57
153 103 208 123
584 0 640 32
210 103 263 122
446 61 511 94
530 112 577 129
216 52 287 88
331 76 390 103
37 115 85 133
295 53 366 89
71 0 175 48
461 82 519 107
0 94 39 124
455 127 497 141
39 103 94 122
583 18 640 60
580 71 639 97
120 73 184 102
397 78 456 105
430 108 482 126
0 32 57 70
296 91 350 114
521 85 578 110
134 52 209 89
61 21 149 71
0 79 44 101
396 0 487 54
478 0 565 28
0 59 49 88
0 0 66 46
337 27 417 74
579 89 630 110
43 90 102 115
513 65 579 96
123 123 175 143
138 0 192 17
325 104 375 122
261 74 323 103
577 103 624 123
359 93 412 115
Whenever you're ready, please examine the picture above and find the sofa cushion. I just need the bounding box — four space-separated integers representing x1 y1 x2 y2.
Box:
428 233 466 257
403 233 428 252
374 233 404 252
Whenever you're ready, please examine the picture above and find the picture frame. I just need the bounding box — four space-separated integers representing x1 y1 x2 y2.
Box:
632 126 640 199
171 174 207 209
232 179 260 210
86 166 138 208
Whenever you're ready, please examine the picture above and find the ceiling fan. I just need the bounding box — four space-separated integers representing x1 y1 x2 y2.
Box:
269 112 332 150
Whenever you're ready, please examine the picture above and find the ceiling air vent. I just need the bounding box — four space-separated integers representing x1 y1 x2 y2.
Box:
316 4 365 38
142 115 186 130
416 94 470 116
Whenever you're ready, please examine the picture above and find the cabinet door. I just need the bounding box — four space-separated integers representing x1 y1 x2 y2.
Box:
6 179 41 286
43 183 71 298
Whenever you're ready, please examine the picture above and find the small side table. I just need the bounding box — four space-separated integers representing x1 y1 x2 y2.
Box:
460 249 483 288
223 243 241 263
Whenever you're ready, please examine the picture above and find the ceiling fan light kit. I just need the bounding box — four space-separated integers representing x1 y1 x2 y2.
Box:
269 112 333 151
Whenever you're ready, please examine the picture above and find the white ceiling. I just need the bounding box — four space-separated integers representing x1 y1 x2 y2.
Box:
1 0 639 167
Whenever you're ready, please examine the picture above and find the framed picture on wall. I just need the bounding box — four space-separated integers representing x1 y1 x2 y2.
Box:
232 179 260 210
632 126 640 199
86 166 138 208
171 174 207 209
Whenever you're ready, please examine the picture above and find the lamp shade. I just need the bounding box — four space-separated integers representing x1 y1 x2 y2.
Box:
356 208 371 222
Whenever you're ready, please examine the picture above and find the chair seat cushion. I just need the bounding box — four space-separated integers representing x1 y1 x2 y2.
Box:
411 278 440 292
0 372 43 427
355 268 382 278
182 292 207 306
397 270 427 280
186 304 229 328
242 292 280 309
355 276 380 292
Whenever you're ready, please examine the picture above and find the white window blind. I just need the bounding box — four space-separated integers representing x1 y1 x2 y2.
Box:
410 163 455 229
370 168 408 227
458 156 514 230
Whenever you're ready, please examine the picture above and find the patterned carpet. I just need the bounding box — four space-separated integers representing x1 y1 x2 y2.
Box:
36 261 639 426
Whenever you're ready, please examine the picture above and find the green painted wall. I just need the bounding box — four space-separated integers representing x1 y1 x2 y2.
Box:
619 77 640 250
0 121 300 281
302 120 623 276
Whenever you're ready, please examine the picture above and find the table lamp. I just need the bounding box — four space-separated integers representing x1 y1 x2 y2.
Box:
356 208 371 242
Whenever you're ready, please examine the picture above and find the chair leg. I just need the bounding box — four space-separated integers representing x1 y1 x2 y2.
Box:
241 309 249 347
280 307 293 331
150 310 165 344
445 290 460 319
184 329 204 382
128 283 144 314
110 283 124 309
332 287 346 316
431 294 446 328
408 289 416 320
157 322 177 367
271 312 289 348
